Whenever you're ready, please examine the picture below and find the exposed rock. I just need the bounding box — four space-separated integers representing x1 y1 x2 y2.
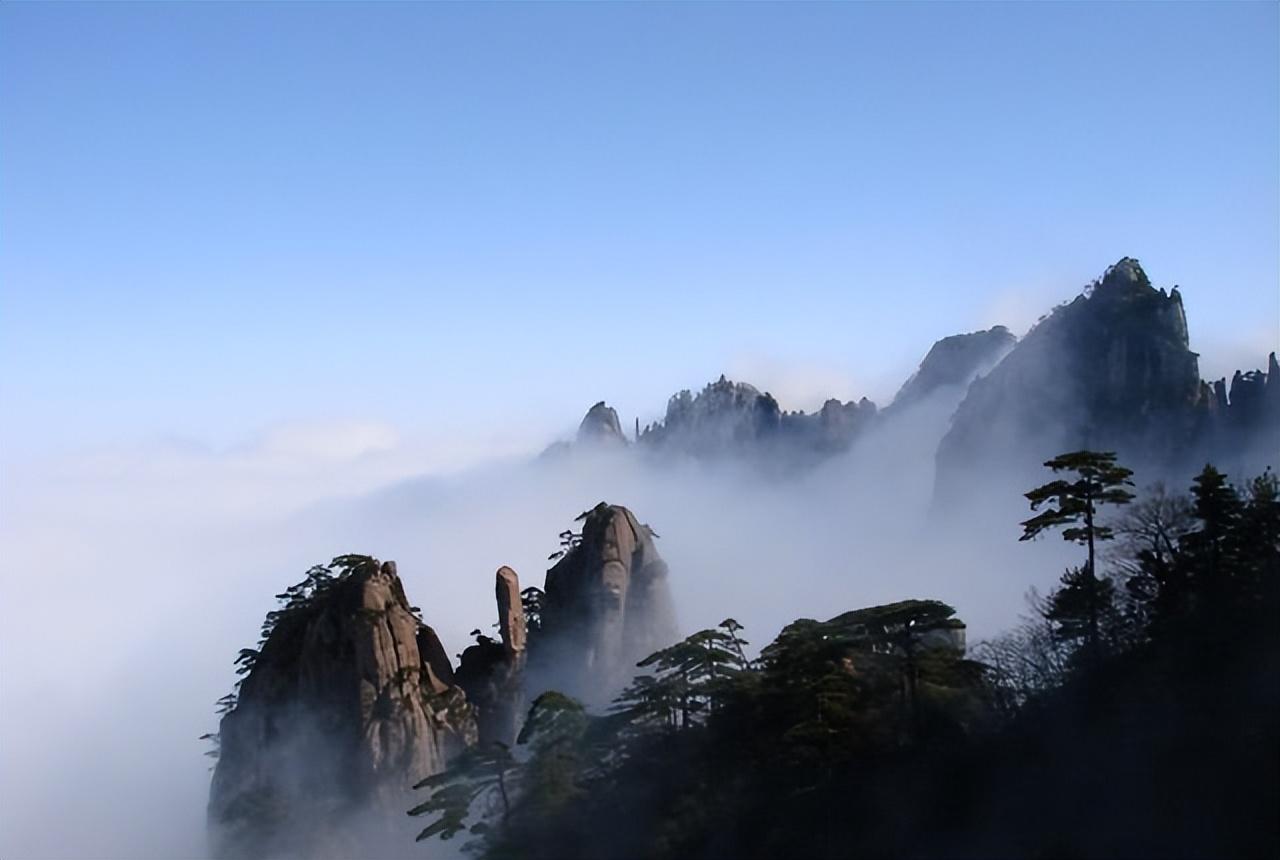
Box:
889 326 1016 412
496 565 526 655
936 258 1205 497
637 374 876 464
540 259 1273 486
1197 350 1280 475
539 503 678 700
415 624 456 695
577 401 628 446
639 375 782 457
456 567 528 747
780 396 879 456
208 557 474 859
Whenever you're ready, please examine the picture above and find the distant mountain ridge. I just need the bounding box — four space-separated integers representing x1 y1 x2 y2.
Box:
552 258 1278 487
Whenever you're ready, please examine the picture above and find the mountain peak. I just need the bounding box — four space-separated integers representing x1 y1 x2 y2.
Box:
577 401 627 445
890 325 1017 411
1095 257 1154 294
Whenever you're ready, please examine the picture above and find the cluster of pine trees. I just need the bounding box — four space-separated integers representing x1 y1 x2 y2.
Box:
411 454 1279 859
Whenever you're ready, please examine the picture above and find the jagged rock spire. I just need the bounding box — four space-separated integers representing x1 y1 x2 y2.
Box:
540 503 678 701
577 401 627 445
208 558 475 859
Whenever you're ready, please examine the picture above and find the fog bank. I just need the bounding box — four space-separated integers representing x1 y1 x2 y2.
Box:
1 393 1096 859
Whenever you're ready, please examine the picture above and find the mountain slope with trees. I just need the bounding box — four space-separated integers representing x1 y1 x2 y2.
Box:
407 457 1279 860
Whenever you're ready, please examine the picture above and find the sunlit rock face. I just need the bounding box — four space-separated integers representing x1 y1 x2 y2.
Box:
935 258 1211 496
538 503 678 702
208 559 474 859
455 566 528 747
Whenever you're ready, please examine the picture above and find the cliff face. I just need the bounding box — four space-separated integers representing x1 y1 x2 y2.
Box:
1197 351 1280 475
889 326 1016 412
634 375 876 463
539 503 678 700
639 376 784 457
577 401 628 446
545 258 1272 489
208 505 683 856
208 557 474 859
936 259 1206 495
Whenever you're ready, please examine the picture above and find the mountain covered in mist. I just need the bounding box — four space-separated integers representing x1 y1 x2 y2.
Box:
206 258 1278 860
209 468 1280 860
887 324 1016 413
209 504 678 858
556 258 1278 486
937 257 1274 495
208 558 476 858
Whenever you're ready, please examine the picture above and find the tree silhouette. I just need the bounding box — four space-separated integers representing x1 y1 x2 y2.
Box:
1021 451 1134 659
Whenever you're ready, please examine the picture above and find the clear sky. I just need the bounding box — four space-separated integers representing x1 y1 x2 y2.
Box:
3 1 1277 467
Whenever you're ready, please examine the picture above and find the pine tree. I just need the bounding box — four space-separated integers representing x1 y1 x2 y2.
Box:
1021 451 1134 659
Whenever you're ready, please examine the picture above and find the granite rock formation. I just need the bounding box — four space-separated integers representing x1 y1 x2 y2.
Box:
637 375 876 463
1196 350 1280 475
889 326 1016 412
539 503 678 700
208 557 474 859
577 401 628 446
639 376 783 457
546 258 1273 489
455 566 528 747
935 258 1209 496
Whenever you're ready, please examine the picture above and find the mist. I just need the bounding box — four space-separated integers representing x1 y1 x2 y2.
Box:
0 375 1098 860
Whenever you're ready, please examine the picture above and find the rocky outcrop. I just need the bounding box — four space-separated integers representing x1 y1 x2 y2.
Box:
889 326 1016 412
208 511 683 855
496 565 526 655
639 376 783 457
935 258 1207 496
577 401 628 446
539 503 678 701
208 557 474 859
780 396 879 456
544 258 1272 486
455 567 528 747
637 375 876 463
1196 351 1280 475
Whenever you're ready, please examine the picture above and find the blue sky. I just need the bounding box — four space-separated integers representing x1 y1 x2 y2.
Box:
3 1 1277 463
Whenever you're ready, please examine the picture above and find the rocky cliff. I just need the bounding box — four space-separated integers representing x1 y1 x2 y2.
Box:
577 401 629 446
1195 351 1280 475
888 326 1016 412
638 376 784 457
538 503 679 701
208 556 474 859
546 258 1274 490
632 375 876 463
935 258 1209 496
